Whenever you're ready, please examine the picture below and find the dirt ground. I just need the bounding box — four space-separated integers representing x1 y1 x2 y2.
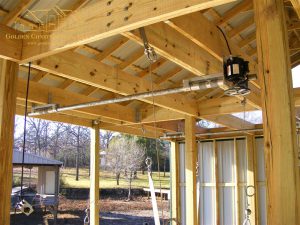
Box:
10 196 169 225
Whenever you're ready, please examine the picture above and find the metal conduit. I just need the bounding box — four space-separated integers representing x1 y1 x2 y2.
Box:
160 128 263 139
28 78 225 116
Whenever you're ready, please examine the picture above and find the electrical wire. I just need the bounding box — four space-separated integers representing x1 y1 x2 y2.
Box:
20 62 32 199
217 26 232 55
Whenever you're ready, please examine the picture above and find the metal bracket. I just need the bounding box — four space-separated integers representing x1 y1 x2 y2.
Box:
31 104 58 114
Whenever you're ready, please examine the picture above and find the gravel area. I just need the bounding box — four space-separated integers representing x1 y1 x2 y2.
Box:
11 196 169 225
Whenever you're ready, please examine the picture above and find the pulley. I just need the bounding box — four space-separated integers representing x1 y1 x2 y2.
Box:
223 56 251 96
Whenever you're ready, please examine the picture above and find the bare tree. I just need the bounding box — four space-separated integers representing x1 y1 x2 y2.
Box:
107 136 145 200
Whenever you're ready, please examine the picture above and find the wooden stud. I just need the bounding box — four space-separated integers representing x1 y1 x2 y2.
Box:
90 121 100 225
233 138 240 225
0 59 18 225
246 135 257 225
170 141 180 225
254 0 300 224
214 140 220 225
184 116 197 225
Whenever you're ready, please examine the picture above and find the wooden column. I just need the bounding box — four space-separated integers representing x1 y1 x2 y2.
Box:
185 116 197 225
254 1 300 224
170 141 180 225
0 59 18 225
90 121 100 225
246 135 257 225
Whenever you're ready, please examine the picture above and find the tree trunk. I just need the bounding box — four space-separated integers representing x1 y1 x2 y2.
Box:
75 127 80 181
164 157 166 177
128 172 132 200
116 172 120 185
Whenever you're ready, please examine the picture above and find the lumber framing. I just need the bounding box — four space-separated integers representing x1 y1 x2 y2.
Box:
170 141 181 225
254 0 300 224
90 121 100 225
0 59 18 225
0 24 22 62
30 51 198 117
124 17 261 109
291 0 300 18
184 116 197 225
246 135 257 225
20 0 238 62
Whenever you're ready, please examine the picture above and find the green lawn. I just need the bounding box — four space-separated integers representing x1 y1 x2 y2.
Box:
60 168 170 189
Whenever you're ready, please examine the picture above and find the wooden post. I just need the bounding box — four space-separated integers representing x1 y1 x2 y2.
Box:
90 121 100 225
213 140 220 225
246 135 257 225
0 59 18 225
254 1 300 224
170 141 180 225
184 116 197 225
233 138 240 225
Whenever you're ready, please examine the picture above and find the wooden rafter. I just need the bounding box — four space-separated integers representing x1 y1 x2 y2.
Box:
2 0 34 26
20 0 238 62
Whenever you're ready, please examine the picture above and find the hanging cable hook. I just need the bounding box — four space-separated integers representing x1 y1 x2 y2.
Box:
139 27 157 62
83 208 90 225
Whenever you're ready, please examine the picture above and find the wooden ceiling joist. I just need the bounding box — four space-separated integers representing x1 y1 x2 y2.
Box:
216 0 253 26
20 0 238 62
30 50 199 116
2 0 34 26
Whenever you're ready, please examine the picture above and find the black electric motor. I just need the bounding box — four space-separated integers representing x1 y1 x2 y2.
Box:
223 56 250 96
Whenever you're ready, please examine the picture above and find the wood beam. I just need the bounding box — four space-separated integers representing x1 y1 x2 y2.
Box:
204 114 255 130
17 78 136 123
246 135 257 225
0 24 22 61
31 71 48 82
21 0 238 62
2 0 33 26
118 48 144 70
137 58 167 78
155 67 182 85
16 104 93 127
216 0 253 26
95 36 128 61
170 141 180 225
90 121 100 225
291 0 300 18
127 13 260 107
254 0 300 224
124 22 222 76
228 17 255 38
0 59 18 225
198 96 255 116
100 122 164 138
30 51 199 116
184 116 197 225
